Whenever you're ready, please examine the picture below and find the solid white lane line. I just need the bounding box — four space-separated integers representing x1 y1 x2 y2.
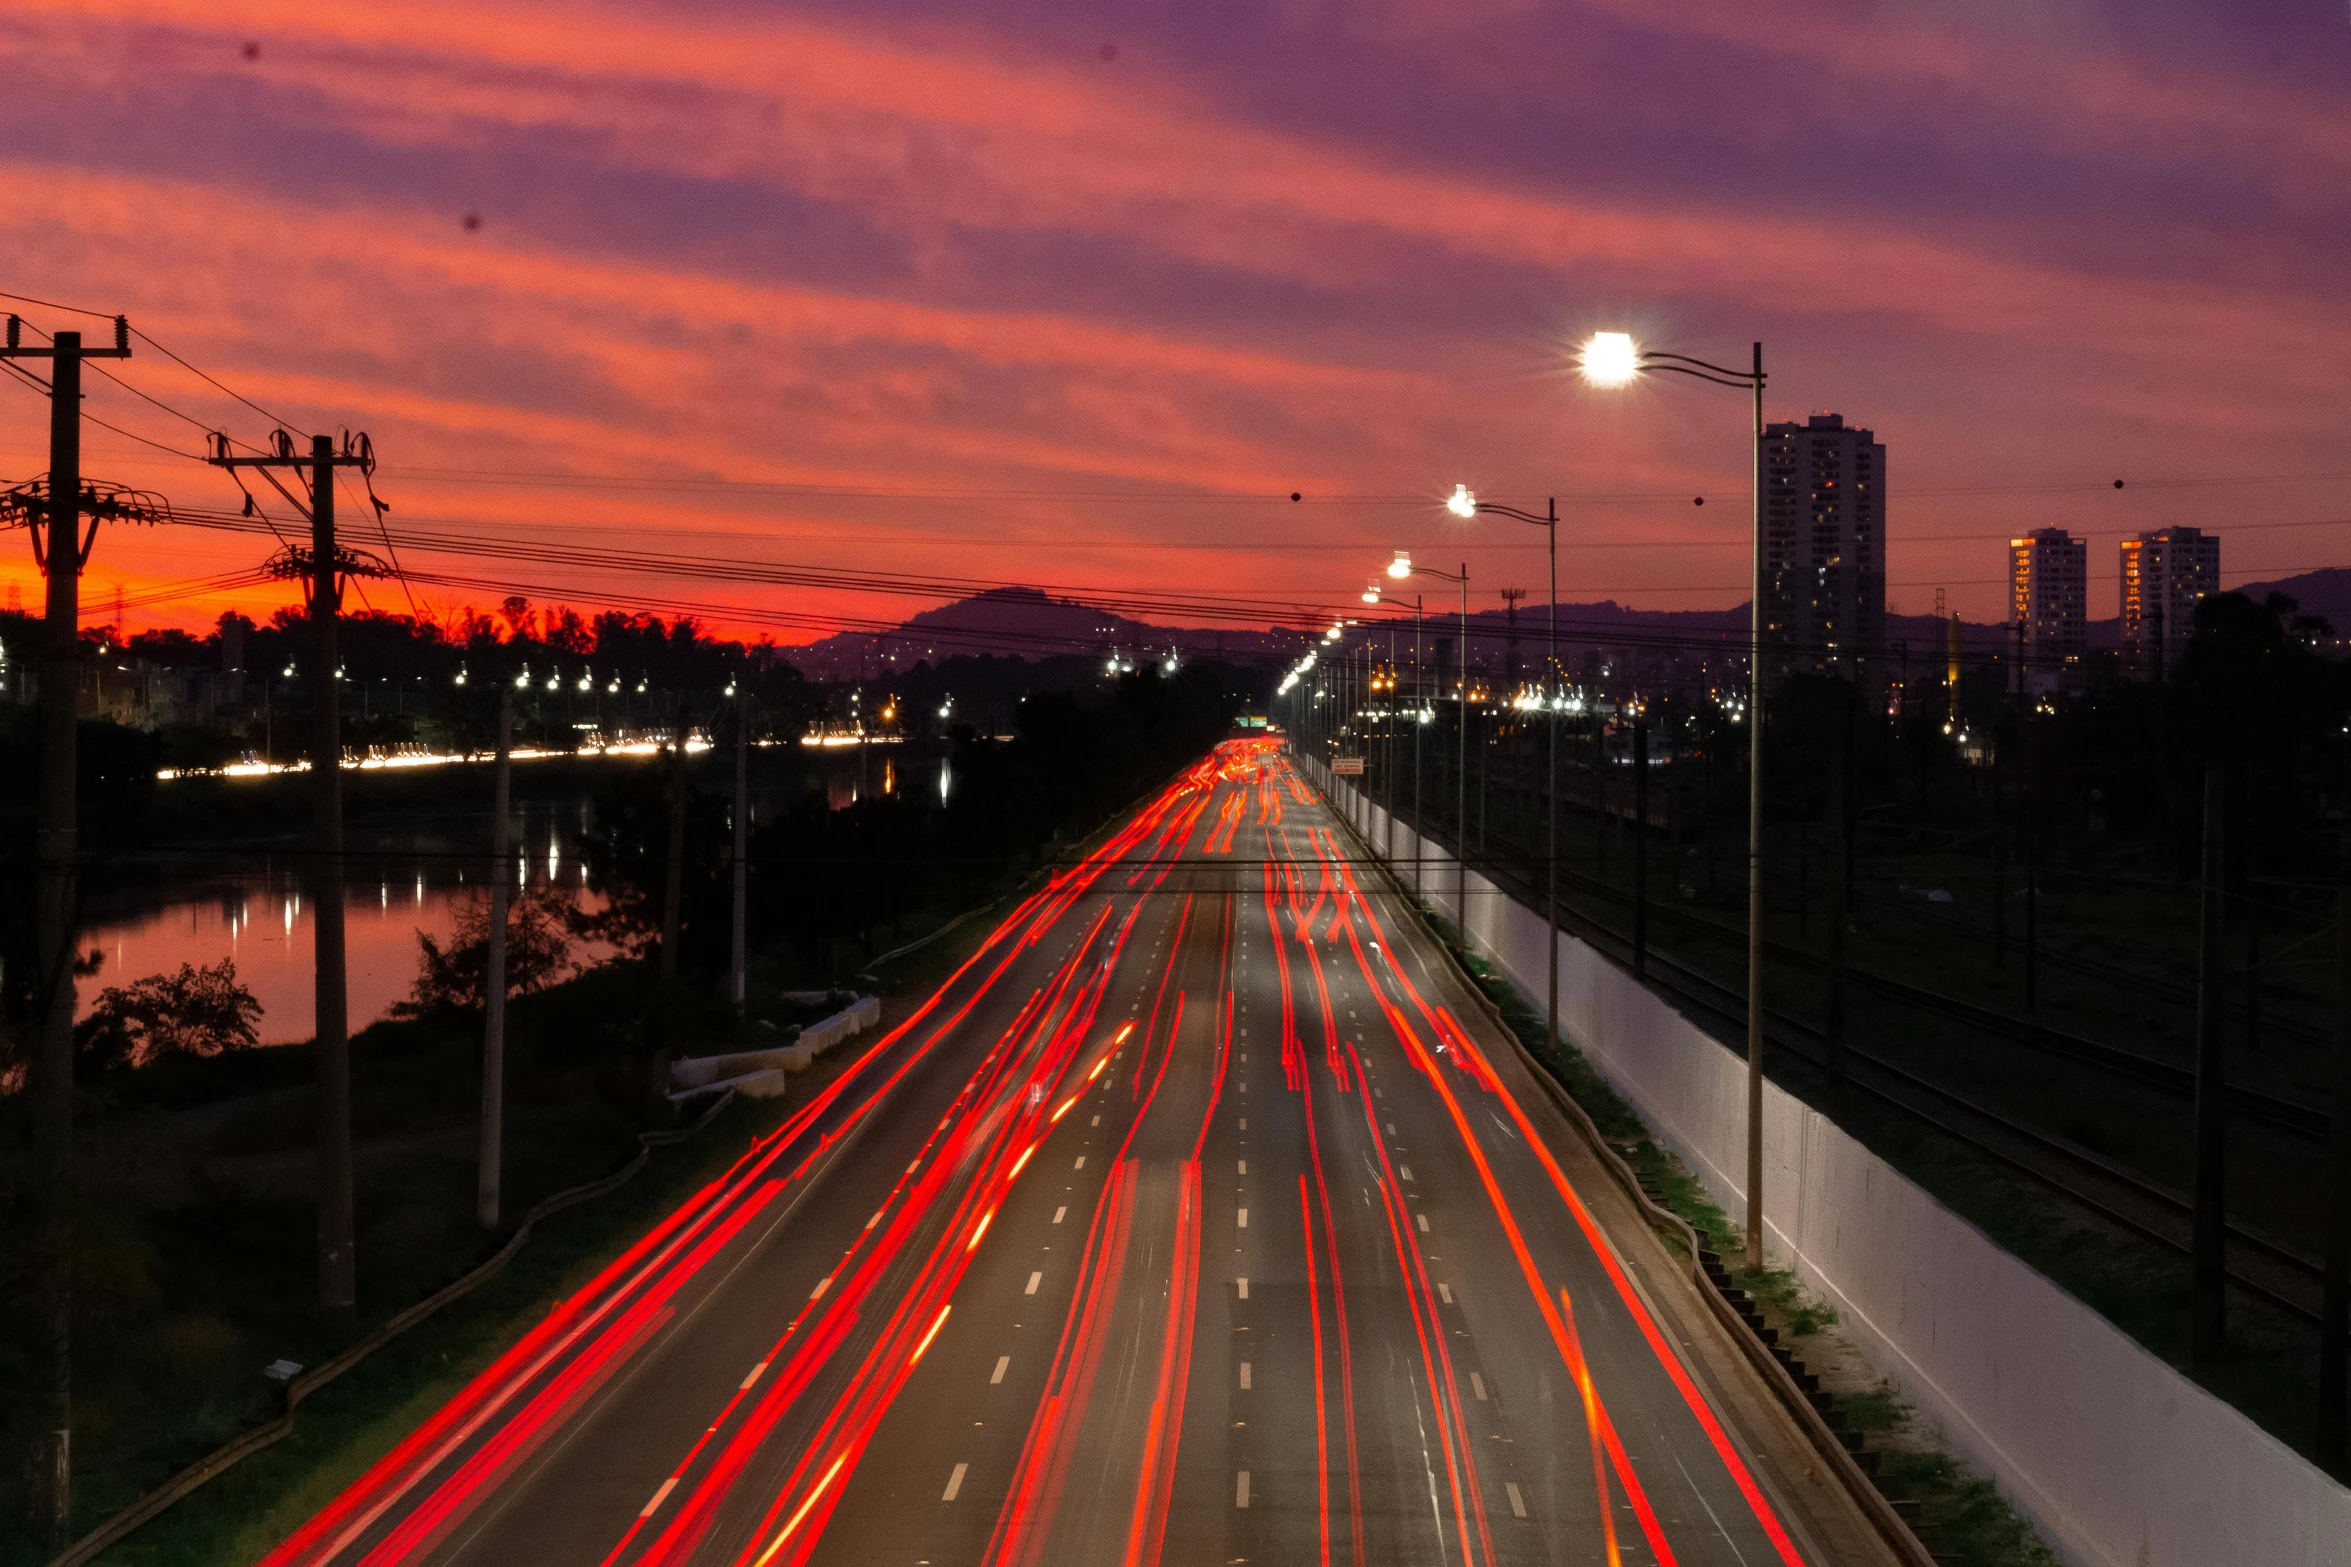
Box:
1074 1156 1086 1169
1026 1271 1043 1295
1506 1481 1527 1519
1239 1362 1252 1390
740 1362 768 1391
1237 1208 1249 1228
1053 1206 1067 1224
1236 1471 1252 1508
1471 1372 1487 1401
1416 1214 1429 1233
943 1463 968 1502
810 1276 832 1300
1237 1277 1250 1299
991 1355 1010 1385
639 1478 678 1518
1437 1283 1453 1305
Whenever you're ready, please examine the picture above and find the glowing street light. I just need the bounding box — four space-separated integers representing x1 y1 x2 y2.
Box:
1388 550 1413 580
1578 330 1641 387
1446 483 1477 519
1362 582 1382 605
1584 326 1774 1272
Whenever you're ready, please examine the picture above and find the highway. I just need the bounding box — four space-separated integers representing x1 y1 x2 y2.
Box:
260 739 1897 1567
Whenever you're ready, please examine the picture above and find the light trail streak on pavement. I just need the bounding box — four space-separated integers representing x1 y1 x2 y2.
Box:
261 739 1896 1567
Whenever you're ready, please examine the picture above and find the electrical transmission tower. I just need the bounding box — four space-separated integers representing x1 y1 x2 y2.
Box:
206 428 390 1316
0 313 171 1544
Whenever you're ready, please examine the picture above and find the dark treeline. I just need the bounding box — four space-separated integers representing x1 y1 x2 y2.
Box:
587 660 1265 986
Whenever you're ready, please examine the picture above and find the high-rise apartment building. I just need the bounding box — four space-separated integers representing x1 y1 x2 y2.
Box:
1762 413 1884 681
2120 527 2219 676
2009 527 2086 691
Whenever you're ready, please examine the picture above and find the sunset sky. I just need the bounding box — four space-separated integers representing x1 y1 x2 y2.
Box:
2 0 2347 641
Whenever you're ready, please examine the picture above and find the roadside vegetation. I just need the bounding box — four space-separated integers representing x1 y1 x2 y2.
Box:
0 654 1263 1559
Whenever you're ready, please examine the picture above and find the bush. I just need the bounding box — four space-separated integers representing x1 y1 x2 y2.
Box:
393 887 579 1017
77 960 262 1070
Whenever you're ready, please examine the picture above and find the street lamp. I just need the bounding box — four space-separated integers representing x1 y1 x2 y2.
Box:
1582 329 1771 1271
1390 553 1471 938
1449 487 1562 1059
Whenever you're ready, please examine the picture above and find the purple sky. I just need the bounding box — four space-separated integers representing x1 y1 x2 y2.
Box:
2 0 2346 637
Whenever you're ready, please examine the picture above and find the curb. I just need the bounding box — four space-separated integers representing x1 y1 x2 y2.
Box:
47 1087 740 1567
1307 764 1938 1567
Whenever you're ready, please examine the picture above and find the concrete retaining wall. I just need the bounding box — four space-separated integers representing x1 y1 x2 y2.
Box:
1306 757 2351 1567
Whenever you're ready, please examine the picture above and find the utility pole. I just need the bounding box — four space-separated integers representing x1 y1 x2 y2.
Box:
1632 719 1650 980
479 686 512 1229
2191 760 2228 1365
660 711 690 983
208 428 387 1315
1 313 149 1545
732 683 750 1015
2321 803 2351 1472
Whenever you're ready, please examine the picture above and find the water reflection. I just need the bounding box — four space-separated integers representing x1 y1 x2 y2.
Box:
77 746 952 1047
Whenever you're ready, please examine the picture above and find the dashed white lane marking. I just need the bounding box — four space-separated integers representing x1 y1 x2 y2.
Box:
1506 1482 1527 1519
1026 1271 1043 1295
1238 1159 1248 1176
1471 1372 1487 1401
1235 1471 1252 1508
1386 1123 1397 1134
992 1355 1010 1385
741 1362 768 1391
1416 1214 1430 1233
810 1276 832 1300
1437 1283 1453 1305
640 1478 678 1518
1091 1115 1101 1127
1053 1206 1067 1224
1237 1208 1249 1229
867 1212 882 1230
943 1463 969 1502
1237 1277 1250 1299
1400 1165 1415 1183
1074 1156 1087 1170
1239 1362 1252 1390
1239 1118 1247 1131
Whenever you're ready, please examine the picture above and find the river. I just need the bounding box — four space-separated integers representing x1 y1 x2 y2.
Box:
76 744 943 1046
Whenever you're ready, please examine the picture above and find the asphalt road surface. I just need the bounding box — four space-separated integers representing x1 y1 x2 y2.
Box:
263 739 1897 1567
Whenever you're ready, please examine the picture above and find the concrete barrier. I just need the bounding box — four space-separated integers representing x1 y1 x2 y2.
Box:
670 996 883 1093
1304 756 2351 1567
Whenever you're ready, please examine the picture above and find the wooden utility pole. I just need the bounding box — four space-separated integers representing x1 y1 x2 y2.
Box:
1 313 145 1544
479 686 513 1228
660 712 690 982
732 685 750 1015
208 429 387 1315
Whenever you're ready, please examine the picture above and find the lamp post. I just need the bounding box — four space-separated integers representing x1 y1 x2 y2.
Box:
1449 487 1562 1057
1582 329 1772 1272
1391 551 1471 937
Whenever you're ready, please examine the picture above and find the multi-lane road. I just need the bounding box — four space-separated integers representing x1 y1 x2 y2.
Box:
261 739 1897 1567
